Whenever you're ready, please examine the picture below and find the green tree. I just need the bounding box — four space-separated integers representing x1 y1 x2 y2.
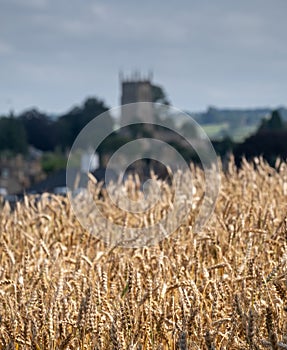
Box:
0 117 28 153
259 109 284 132
19 109 57 151
41 151 67 174
57 97 112 148
269 110 284 130
152 85 170 105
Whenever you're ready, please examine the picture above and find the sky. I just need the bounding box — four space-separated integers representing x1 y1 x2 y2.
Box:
0 0 286 115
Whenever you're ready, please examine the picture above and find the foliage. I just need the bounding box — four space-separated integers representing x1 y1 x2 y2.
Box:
0 116 27 153
258 109 285 131
235 110 287 165
212 136 234 156
19 109 57 151
41 151 67 173
57 97 113 148
152 84 170 104
15 97 113 153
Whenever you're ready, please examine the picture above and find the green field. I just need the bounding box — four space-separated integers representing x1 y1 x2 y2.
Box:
202 122 257 142
201 122 229 138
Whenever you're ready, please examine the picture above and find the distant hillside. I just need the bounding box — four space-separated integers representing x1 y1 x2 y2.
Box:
184 106 287 141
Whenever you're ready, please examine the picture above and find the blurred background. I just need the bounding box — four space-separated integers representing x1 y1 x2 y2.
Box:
0 0 287 198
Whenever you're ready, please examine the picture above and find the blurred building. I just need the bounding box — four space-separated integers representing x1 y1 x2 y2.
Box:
0 149 45 194
120 71 154 125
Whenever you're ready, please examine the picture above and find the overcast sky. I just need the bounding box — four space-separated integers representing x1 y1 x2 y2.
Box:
0 0 286 115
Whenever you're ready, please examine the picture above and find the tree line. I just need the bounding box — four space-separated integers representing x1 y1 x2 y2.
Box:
0 97 286 168
0 97 112 154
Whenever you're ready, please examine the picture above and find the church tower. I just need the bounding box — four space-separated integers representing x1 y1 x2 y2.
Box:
120 71 154 125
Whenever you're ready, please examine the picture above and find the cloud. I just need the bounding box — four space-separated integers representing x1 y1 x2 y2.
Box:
0 40 13 55
1 0 47 9
0 0 287 113
91 3 110 20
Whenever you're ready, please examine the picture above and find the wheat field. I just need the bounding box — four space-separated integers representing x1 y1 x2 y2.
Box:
1 157 287 349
